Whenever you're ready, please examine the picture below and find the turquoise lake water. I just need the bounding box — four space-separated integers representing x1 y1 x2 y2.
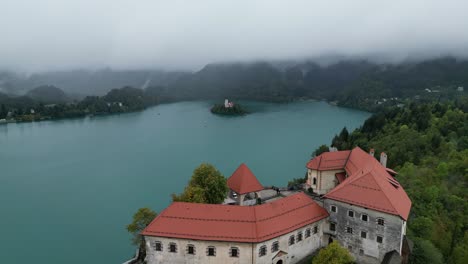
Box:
0 101 370 263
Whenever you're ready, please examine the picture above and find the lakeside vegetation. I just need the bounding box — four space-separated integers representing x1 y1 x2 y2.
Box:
317 98 468 264
210 103 248 116
0 86 158 122
2 57 467 124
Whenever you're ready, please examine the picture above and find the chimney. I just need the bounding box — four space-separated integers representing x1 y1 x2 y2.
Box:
380 152 387 168
369 148 375 157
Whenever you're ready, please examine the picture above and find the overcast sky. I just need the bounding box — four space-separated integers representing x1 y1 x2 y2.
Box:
2 0 468 72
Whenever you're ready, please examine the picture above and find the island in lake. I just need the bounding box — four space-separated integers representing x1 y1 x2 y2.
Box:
211 99 248 116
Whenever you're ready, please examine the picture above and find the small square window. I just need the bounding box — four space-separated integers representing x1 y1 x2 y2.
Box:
169 243 177 253
313 225 318 234
271 241 279 252
154 241 162 251
377 218 385 226
330 222 336 232
347 245 353 251
359 249 364 256
259 245 267 257
377 236 383 243
207 246 216 256
331 205 337 213
187 244 195 255
361 231 367 239
346 227 353 234
361 214 368 222
297 232 303 241
230 247 239 257
348 210 354 217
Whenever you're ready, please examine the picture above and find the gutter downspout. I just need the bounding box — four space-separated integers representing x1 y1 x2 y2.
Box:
251 243 254 264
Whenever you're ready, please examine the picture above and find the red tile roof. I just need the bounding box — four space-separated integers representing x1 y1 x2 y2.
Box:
335 172 346 184
227 163 264 194
142 192 329 243
306 150 351 171
308 147 412 220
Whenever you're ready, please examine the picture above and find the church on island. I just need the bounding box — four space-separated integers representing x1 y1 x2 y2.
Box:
142 147 412 264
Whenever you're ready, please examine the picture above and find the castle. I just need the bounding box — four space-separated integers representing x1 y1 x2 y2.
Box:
142 147 411 264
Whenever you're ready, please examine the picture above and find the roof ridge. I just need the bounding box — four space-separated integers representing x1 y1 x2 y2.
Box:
368 163 399 214
253 206 259 240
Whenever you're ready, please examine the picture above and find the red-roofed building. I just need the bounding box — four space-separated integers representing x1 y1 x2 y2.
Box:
305 147 412 263
142 193 329 264
140 147 411 264
227 163 264 205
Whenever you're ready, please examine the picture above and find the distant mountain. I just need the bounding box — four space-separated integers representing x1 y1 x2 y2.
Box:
0 69 190 96
26 85 68 103
1 57 467 108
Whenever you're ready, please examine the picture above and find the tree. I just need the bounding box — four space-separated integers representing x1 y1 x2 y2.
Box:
410 238 443 264
172 163 228 204
0 104 7 118
126 207 157 247
312 241 354 264
313 144 329 157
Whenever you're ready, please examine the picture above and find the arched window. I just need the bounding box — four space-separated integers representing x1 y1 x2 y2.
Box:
313 177 317 185
297 231 303 241
259 245 267 257
271 241 279 252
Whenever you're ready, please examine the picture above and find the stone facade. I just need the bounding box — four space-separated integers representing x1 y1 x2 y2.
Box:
144 219 327 264
323 199 406 264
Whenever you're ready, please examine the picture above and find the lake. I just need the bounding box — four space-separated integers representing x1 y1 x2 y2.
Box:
0 101 370 263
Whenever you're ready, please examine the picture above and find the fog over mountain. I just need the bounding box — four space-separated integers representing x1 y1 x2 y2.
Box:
1 0 468 73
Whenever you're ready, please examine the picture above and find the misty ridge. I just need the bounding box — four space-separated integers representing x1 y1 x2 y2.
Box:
1 57 467 106
1 0 468 112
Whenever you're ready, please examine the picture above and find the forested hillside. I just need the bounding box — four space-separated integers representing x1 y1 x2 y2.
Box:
1 58 466 110
326 98 468 264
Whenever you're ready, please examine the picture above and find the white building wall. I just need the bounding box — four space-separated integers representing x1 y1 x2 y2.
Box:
308 169 345 195
144 236 252 264
144 219 327 264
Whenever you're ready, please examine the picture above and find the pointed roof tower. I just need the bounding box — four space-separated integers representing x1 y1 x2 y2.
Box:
227 163 264 194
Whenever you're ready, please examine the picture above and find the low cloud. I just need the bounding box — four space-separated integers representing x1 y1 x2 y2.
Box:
1 0 468 72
